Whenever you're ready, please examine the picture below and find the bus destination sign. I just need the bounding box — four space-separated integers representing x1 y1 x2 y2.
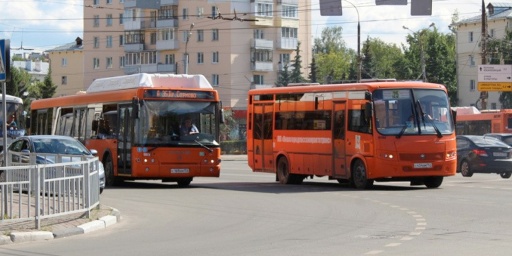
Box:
144 89 214 99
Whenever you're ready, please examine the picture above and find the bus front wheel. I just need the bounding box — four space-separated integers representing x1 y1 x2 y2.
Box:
423 176 443 188
351 159 373 189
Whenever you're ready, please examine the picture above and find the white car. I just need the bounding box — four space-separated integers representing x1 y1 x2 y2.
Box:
1 135 105 193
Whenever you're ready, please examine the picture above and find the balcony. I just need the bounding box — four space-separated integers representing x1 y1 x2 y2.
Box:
124 19 156 30
251 61 273 72
156 39 179 50
124 64 176 75
123 43 145 52
124 0 159 9
277 37 297 50
156 18 178 28
253 39 273 49
159 0 178 6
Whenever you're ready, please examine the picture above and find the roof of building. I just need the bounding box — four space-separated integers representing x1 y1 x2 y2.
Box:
46 37 83 52
457 2 512 24
11 60 49 78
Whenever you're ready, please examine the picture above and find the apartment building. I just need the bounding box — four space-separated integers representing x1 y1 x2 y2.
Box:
80 0 312 114
454 2 512 109
46 37 85 96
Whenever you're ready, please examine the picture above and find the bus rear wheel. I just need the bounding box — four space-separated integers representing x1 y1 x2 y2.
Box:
277 157 303 184
423 176 443 188
351 159 373 189
104 156 115 187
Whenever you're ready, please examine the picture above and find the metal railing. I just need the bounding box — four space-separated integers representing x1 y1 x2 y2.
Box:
0 152 101 230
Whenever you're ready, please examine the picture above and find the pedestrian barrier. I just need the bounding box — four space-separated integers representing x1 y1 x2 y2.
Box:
0 152 101 230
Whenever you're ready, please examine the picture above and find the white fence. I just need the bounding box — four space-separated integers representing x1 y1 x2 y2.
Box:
0 152 101 230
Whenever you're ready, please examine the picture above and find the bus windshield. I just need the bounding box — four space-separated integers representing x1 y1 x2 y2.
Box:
374 89 453 136
139 100 219 145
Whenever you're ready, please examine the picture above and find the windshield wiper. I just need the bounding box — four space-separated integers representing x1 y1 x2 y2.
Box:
396 125 407 139
194 140 213 153
416 100 442 138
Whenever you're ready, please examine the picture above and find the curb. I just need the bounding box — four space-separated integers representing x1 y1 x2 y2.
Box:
0 207 121 244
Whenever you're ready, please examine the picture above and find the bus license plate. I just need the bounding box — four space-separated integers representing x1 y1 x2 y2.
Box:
414 163 432 169
171 168 189 173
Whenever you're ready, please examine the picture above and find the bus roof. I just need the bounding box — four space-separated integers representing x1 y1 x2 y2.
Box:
0 94 23 104
248 81 447 94
87 73 213 93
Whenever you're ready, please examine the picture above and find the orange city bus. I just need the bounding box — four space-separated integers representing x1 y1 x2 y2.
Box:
30 73 223 187
247 81 457 189
453 106 512 135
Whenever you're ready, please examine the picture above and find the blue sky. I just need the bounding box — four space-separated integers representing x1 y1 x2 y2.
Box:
0 0 486 55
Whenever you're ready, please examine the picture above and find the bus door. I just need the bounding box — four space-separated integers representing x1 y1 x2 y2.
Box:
117 104 132 175
252 103 274 172
333 102 347 178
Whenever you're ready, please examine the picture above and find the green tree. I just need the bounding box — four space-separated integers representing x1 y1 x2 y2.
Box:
275 63 290 87
5 67 31 97
39 67 57 99
314 26 354 83
361 37 404 79
290 42 305 83
308 56 318 83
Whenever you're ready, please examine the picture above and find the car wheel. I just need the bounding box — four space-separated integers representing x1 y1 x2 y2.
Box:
500 172 511 179
460 160 473 177
351 159 373 189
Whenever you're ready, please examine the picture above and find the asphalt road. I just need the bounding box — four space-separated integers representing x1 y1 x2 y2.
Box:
1 159 512 256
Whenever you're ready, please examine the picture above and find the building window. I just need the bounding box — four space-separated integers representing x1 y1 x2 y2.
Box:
182 30 190 42
106 57 113 69
279 53 290 66
94 37 100 48
93 0 99 5
93 58 100 69
212 51 219 63
106 14 113 26
119 13 124 24
119 35 124 45
211 6 217 17
106 36 113 48
469 31 473 42
253 75 264 85
491 103 497 109
197 30 204 42
107 0 112 4
159 28 175 40
282 5 298 18
254 29 264 39
61 76 67 85
212 29 219 41
253 50 272 62
132 9 136 21
61 58 67 67
159 5 177 19
196 7 203 17
469 55 475 66
212 74 219 86
197 52 204 64
94 15 100 27
165 54 175 64
182 8 188 20
282 27 298 38
470 79 475 91
120 56 125 67
257 3 273 17
150 32 157 45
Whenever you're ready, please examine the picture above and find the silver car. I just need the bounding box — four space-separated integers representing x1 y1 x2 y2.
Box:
1 135 105 193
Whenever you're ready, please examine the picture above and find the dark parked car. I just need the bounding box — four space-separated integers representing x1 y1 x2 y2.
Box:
0 135 105 193
456 135 512 179
483 133 512 146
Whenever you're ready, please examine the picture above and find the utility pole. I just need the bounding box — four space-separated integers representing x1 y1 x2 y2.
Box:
480 0 488 110
184 23 194 75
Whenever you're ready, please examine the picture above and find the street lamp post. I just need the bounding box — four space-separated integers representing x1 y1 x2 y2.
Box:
184 23 194 74
403 23 435 82
344 0 361 82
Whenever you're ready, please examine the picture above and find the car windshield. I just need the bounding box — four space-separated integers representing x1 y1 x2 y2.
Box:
373 88 454 136
33 138 91 155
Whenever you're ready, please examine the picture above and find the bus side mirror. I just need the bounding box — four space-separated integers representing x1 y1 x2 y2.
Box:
364 102 373 119
132 98 139 119
219 109 225 124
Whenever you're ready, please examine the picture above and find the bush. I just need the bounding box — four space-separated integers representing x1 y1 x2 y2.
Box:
220 140 247 154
